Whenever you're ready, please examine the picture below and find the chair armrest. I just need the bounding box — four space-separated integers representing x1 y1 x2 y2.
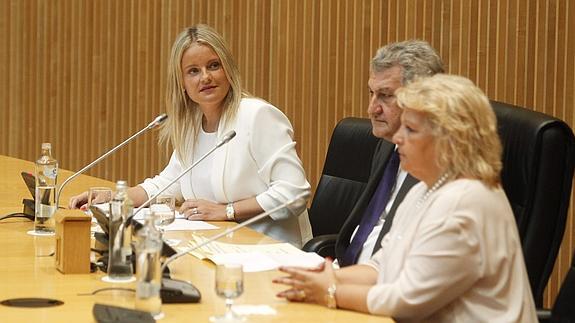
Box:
302 234 338 258
536 308 551 323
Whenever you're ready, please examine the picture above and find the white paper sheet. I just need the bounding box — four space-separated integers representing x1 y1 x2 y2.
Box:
186 235 324 272
92 204 186 219
133 218 218 231
209 251 324 272
132 208 187 220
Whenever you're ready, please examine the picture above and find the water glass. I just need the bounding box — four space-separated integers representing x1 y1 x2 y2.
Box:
33 235 55 257
210 263 245 322
135 211 164 320
150 195 176 233
87 187 112 214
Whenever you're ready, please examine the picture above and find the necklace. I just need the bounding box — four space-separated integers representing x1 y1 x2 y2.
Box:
416 172 450 208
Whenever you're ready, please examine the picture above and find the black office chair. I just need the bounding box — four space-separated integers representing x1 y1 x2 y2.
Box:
305 102 575 308
492 100 575 307
538 249 575 323
303 118 379 257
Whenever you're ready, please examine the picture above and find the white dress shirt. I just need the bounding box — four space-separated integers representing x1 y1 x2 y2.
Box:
190 127 217 202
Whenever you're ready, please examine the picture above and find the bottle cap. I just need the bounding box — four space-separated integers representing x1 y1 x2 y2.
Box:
116 180 128 189
41 143 51 150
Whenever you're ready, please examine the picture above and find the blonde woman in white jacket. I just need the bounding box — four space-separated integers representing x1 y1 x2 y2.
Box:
69 25 312 247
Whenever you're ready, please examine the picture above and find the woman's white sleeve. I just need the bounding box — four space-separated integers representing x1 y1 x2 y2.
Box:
139 152 185 202
248 106 311 220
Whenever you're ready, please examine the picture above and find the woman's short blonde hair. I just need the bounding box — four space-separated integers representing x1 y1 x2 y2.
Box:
396 74 502 187
161 24 249 165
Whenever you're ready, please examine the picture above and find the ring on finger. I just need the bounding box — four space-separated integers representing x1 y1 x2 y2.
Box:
297 289 306 299
191 207 199 215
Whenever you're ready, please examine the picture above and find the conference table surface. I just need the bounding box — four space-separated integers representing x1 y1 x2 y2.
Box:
0 155 391 322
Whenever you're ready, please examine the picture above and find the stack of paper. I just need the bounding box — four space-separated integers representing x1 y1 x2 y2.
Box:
184 235 324 272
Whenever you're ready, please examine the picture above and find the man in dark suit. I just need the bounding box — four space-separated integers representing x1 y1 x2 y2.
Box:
336 40 444 266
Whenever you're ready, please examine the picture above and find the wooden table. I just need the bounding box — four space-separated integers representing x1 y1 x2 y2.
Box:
0 155 391 322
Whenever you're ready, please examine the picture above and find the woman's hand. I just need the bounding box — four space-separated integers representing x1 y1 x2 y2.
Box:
68 191 89 210
180 199 227 221
273 258 337 306
69 190 112 210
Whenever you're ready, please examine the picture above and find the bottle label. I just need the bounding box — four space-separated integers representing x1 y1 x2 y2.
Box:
110 201 122 221
43 165 58 179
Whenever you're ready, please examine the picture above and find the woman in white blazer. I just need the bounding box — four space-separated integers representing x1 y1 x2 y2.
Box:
70 24 312 247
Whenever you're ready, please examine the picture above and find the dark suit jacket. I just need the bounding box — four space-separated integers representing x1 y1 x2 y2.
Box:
335 139 418 264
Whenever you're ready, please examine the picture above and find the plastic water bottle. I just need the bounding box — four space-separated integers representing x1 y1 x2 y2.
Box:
34 143 58 234
135 210 163 319
106 180 134 282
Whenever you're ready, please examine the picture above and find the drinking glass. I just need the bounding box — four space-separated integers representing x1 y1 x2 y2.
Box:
210 263 245 323
85 187 112 235
150 195 176 233
87 187 112 215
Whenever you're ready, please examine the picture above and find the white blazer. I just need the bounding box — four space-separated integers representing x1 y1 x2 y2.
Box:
140 98 312 247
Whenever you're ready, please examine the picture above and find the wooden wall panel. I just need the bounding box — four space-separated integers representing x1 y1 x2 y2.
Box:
0 0 573 307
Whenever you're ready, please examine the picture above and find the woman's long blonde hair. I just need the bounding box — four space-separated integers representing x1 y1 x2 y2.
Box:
396 74 502 187
161 24 249 165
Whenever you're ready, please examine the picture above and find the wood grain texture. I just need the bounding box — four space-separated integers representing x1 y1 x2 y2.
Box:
0 0 573 307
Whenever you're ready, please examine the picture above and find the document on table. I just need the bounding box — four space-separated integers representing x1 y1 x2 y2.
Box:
159 218 218 231
131 217 218 231
184 234 325 272
93 204 186 219
92 204 218 231
131 208 187 220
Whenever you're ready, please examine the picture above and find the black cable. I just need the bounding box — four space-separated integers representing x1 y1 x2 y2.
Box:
77 287 135 296
0 213 34 222
90 248 106 254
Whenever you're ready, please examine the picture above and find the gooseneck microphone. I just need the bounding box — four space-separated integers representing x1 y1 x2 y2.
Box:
56 113 168 208
113 130 237 249
160 191 310 273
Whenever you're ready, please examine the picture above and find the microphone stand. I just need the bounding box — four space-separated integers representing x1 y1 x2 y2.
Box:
160 192 310 273
55 114 168 209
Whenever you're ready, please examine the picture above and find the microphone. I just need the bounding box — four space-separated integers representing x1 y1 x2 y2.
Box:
216 130 236 148
112 130 237 255
160 191 310 273
55 113 168 208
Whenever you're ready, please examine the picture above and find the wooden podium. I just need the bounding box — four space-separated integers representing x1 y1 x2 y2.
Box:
55 209 92 274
